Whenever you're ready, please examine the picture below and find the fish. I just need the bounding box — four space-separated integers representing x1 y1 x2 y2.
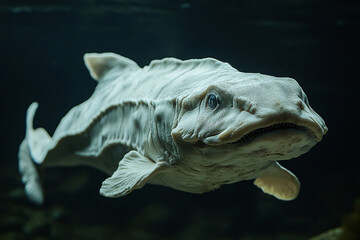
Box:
18 52 328 204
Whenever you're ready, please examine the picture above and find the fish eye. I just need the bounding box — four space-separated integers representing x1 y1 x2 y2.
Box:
208 94 218 109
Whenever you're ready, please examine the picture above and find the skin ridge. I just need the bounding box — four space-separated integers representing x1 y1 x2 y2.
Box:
18 53 327 204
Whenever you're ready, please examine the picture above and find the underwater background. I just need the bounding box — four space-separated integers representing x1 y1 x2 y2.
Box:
1 0 359 239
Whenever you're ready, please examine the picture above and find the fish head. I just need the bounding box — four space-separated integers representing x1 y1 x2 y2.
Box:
171 72 327 163
153 60 328 196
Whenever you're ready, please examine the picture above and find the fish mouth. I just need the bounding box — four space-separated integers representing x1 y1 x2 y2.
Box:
201 120 321 146
228 122 310 145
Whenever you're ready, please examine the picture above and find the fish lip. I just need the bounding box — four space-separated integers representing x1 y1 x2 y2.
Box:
203 119 324 146
227 122 313 145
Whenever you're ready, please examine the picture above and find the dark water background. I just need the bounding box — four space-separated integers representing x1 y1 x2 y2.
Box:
1 0 359 239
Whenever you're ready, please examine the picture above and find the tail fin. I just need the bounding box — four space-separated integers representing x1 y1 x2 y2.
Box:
18 139 43 204
18 102 52 204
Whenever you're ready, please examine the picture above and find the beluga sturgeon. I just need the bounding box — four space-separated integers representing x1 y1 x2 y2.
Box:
18 53 328 204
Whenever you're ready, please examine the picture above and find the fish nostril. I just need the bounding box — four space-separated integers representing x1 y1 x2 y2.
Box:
235 97 247 110
235 97 255 113
297 101 305 111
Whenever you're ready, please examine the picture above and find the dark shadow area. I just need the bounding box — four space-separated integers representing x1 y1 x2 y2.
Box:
1 0 359 239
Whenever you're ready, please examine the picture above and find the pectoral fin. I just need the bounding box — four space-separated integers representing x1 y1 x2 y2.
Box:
254 162 300 201
100 151 169 198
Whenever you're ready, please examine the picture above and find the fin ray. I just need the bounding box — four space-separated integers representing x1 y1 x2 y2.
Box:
100 151 169 197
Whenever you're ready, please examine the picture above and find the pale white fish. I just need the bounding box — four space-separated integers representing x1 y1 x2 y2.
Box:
18 53 327 204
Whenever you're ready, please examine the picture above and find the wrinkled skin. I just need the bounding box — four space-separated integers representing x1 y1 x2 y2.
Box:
18 53 327 204
153 73 327 195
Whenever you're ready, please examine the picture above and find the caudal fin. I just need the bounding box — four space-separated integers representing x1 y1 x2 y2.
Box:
18 102 52 204
18 139 43 204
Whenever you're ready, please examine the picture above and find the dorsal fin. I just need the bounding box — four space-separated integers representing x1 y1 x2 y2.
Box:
83 52 140 82
145 57 235 73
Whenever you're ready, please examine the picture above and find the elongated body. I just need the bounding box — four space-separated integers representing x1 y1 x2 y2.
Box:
18 53 327 204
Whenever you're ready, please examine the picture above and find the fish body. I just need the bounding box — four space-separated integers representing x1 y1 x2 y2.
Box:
18 53 327 204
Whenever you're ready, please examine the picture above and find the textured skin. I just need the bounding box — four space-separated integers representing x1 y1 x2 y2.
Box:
18 53 327 204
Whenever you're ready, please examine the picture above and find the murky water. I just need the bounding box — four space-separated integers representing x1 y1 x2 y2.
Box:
1 1 359 239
